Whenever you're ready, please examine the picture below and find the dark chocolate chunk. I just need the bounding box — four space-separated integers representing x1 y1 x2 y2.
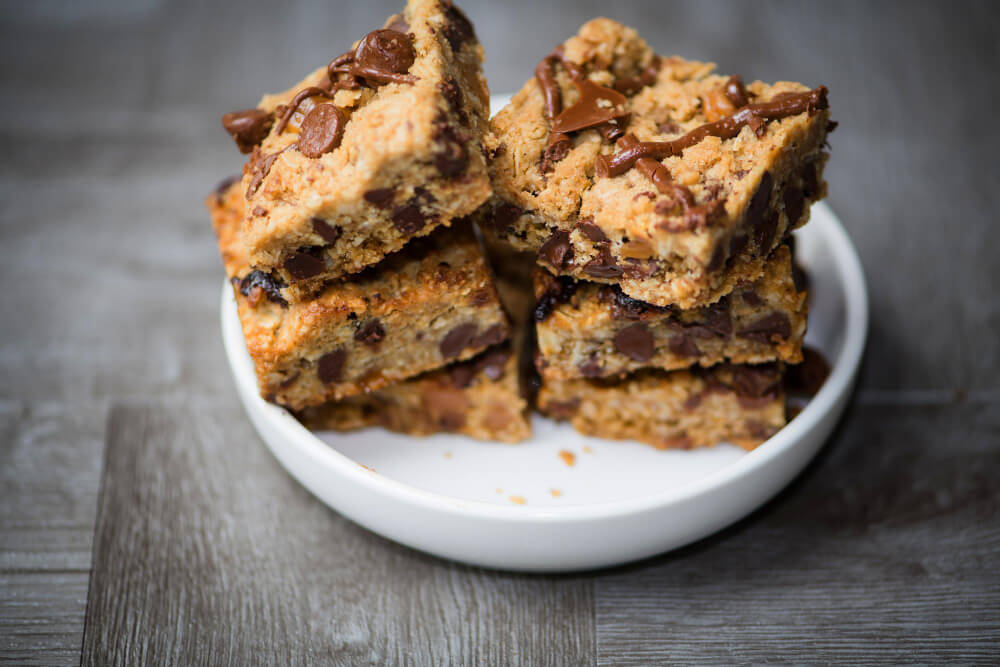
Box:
729 233 749 260
492 202 523 233
442 2 476 51
801 162 820 199
476 346 512 381
317 349 347 383
613 323 654 362
785 346 830 396
252 206 268 217
471 323 507 349
433 124 469 178
746 171 773 241
538 230 573 270
539 136 572 173
603 285 668 320
576 219 608 242
755 209 780 253
783 183 805 226
354 319 386 347
730 364 782 399
311 217 341 243
544 398 580 418
439 322 478 359
391 205 429 235
669 334 700 357
439 79 467 124
551 78 629 135
363 188 396 209
741 290 764 307
737 312 792 343
706 243 728 272
449 363 476 389
533 274 578 321
284 247 326 279
238 270 287 306
221 108 273 153
657 121 682 134
298 104 346 158
704 301 733 336
583 245 622 278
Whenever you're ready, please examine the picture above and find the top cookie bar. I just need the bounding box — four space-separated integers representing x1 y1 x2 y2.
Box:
223 0 491 302
483 18 832 308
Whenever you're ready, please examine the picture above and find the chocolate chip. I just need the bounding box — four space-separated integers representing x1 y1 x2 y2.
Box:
801 162 820 199
252 206 268 217
576 219 608 242
439 79 466 124
492 202 523 233
745 420 776 440
354 319 386 347
682 392 703 411
298 104 346 158
603 286 668 320
533 274 578 321
657 121 681 134
613 323 654 362
470 288 492 306
439 322 478 359
221 108 273 153
785 346 830 396
443 2 476 51
539 136 571 173
311 217 341 243
729 233 749 260
433 124 469 178
737 312 791 343
621 258 660 279
741 290 763 307
283 247 326 279
583 245 622 278
730 364 782 399
783 184 805 226
238 270 287 306
544 398 580 418
706 243 728 272
317 349 347 383
669 334 699 357
449 363 476 389
746 170 773 244
355 29 415 74
476 346 512 381
363 188 395 209
391 205 428 235
538 230 573 270
578 356 603 378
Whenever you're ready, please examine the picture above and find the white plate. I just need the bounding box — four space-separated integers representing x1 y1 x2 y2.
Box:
221 98 867 571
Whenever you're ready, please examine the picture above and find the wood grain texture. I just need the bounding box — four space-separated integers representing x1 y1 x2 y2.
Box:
82 404 595 666
594 402 1000 664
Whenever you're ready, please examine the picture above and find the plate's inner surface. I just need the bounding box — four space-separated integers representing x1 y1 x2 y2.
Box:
305 211 843 508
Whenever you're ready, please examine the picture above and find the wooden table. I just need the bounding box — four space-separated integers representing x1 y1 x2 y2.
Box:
3 1 998 663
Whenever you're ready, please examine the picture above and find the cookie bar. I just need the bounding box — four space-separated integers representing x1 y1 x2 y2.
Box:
223 0 491 301
482 18 832 307
209 181 509 410
537 363 786 450
534 244 807 380
298 343 530 443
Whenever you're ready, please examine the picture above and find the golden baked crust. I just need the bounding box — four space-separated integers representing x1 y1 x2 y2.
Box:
534 245 807 380
298 344 530 443
228 0 492 301
482 18 831 308
537 363 786 450
208 182 508 410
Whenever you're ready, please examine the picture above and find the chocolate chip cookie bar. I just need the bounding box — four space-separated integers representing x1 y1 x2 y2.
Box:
223 0 491 301
209 181 509 410
537 363 786 450
298 343 530 443
534 245 807 380
482 18 832 307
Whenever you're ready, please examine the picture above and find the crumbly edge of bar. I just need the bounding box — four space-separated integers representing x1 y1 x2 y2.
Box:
535 245 807 380
297 343 530 443
537 365 786 450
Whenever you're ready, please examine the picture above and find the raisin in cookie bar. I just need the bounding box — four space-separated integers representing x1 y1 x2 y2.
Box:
482 18 832 307
298 343 530 443
537 363 786 450
209 181 508 410
534 245 807 380
222 0 491 301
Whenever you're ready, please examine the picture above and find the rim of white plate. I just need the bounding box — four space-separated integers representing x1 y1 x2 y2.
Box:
221 199 868 525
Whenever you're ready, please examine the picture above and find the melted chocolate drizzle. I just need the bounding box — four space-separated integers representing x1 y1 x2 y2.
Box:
595 86 829 179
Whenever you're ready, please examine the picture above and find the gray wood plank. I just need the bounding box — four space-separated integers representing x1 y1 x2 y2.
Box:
82 404 595 666
0 572 90 666
594 402 1000 664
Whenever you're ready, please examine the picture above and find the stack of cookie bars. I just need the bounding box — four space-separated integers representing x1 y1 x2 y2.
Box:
480 19 833 450
208 0 531 442
209 5 833 451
